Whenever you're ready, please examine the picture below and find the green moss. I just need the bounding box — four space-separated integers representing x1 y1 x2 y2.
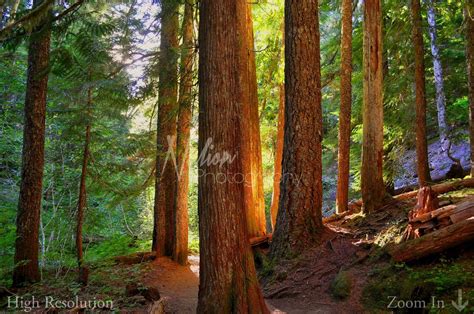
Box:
330 270 352 300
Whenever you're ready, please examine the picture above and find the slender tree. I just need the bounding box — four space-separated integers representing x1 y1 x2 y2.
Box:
411 0 432 186
75 82 92 285
173 0 194 265
152 0 179 256
197 0 268 311
426 0 449 149
270 0 324 258
361 0 385 213
13 0 52 287
270 84 284 229
466 0 474 176
336 0 353 214
246 4 266 238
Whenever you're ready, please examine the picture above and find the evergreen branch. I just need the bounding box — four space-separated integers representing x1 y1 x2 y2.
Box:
0 0 85 41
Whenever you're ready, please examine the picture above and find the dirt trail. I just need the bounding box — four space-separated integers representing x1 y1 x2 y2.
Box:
141 230 372 313
142 256 199 313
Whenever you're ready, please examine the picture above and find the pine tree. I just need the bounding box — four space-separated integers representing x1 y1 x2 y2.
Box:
466 0 474 177
361 0 385 213
245 3 266 238
173 0 194 265
411 0 432 186
336 0 353 214
197 0 268 311
270 0 324 258
13 0 52 287
426 0 449 150
152 0 179 256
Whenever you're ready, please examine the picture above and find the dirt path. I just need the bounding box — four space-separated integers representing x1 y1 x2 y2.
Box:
141 256 199 313
139 205 410 313
140 229 372 314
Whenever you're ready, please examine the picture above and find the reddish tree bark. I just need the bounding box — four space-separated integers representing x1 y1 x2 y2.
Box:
411 0 432 186
197 0 268 312
361 0 386 213
336 0 353 214
173 0 194 266
246 4 266 238
270 0 324 259
76 84 92 284
270 84 285 230
466 0 474 177
13 0 52 287
152 0 179 256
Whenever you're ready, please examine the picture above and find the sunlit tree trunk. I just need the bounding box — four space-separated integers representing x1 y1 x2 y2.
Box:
270 84 284 230
246 4 266 238
13 0 51 287
466 0 474 176
173 0 194 266
336 0 353 214
411 0 432 186
152 0 179 256
270 0 324 259
361 0 385 213
197 0 268 312
426 0 449 149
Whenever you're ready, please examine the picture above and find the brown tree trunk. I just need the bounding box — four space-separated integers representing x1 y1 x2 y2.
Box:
76 85 92 284
173 0 194 266
246 4 266 238
270 0 324 259
466 0 474 177
12 0 51 287
152 0 179 256
197 0 268 312
412 0 432 186
270 84 285 230
336 0 353 214
361 0 385 213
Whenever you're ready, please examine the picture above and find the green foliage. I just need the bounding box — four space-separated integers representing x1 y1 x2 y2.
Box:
330 270 352 300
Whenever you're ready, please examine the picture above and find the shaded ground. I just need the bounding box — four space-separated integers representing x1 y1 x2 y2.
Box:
262 202 410 313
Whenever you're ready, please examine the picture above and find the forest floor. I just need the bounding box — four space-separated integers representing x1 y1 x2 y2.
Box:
1 186 473 313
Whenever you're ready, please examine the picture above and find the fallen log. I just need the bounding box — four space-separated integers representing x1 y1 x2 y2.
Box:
450 200 474 223
114 251 157 265
394 178 474 201
389 217 474 262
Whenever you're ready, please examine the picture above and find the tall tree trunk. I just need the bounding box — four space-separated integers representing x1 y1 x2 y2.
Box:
361 0 385 213
426 0 449 149
270 0 324 259
173 0 194 266
270 84 285 230
336 0 353 214
152 0 179 256
466 0 474 177
412 0 432 186
12 0 51 287
246 4 266 238
76 85 92 284
197 0 268 312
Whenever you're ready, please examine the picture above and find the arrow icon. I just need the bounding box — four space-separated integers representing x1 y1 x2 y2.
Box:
452 289 469 312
